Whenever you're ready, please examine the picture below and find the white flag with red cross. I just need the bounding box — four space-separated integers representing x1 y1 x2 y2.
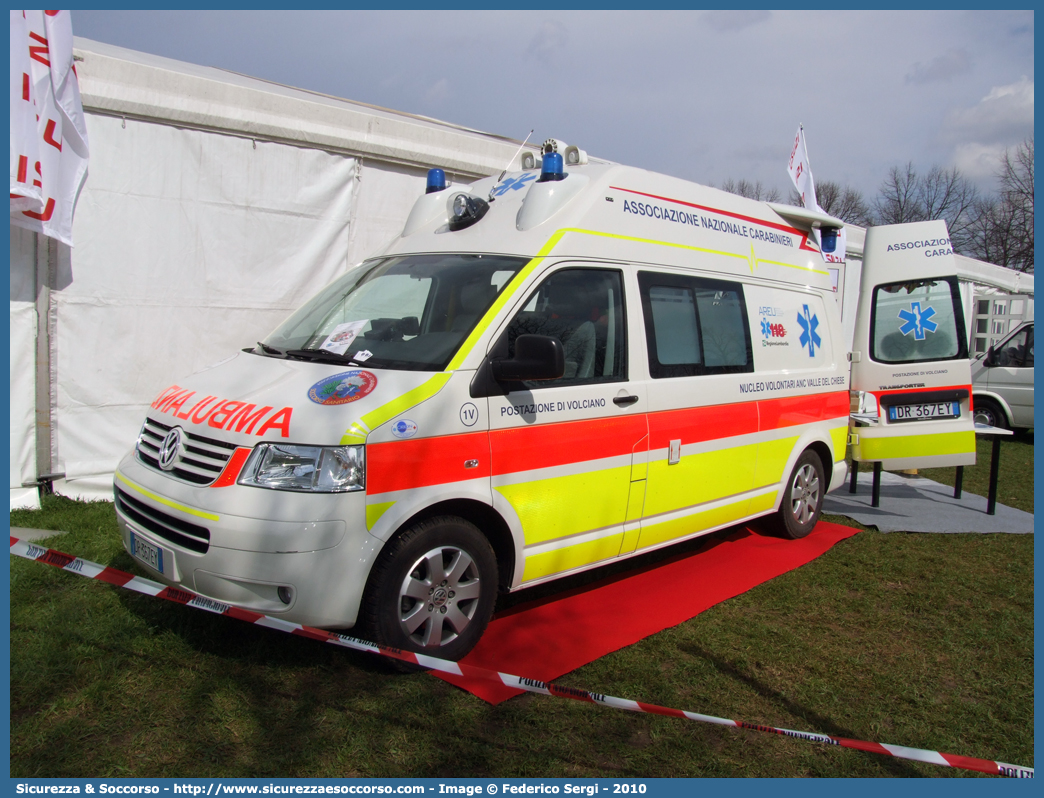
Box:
10 9 89 246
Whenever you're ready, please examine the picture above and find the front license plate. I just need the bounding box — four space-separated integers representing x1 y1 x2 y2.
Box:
130 531 164 574
887 402 960 423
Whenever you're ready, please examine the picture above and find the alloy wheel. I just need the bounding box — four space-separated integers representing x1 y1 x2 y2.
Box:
397 546 483 648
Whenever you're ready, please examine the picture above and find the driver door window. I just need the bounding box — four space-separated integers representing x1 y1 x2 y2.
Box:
504 268 626 387
994 326 1033 368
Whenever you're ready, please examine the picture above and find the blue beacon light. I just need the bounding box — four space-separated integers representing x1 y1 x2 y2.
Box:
537 152 566 183
426 168 446 194
820 227 838 254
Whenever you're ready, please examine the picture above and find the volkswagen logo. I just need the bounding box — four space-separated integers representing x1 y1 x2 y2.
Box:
157 427 183 471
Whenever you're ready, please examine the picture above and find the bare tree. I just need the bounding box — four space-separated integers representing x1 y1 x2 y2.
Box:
999 138 1033 271
871 162 979 253
918 166 979 252
719 178 781 203
787 180 873 226
970 197 1020 269
872 163 922 224
968 138 1034 272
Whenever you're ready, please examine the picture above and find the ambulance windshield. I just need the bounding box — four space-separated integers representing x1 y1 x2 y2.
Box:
260 253 527 371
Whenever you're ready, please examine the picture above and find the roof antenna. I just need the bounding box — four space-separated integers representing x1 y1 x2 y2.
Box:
498 129 534 183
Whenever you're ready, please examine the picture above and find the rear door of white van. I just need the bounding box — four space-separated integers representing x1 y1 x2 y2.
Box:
849 220 976 469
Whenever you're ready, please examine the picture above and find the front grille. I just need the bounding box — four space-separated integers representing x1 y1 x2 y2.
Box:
136 417 237 486
115 487 211 554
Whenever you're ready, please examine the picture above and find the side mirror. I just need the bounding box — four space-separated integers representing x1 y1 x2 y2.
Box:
983 346 995 367
491 335 565 381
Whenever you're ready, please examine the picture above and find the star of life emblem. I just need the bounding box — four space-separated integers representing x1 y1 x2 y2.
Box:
897 302 938 341
797 304 821 356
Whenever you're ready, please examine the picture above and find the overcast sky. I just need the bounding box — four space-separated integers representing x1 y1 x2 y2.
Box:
70 10 1034 200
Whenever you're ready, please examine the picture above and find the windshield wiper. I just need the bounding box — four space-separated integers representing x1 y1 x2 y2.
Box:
284 348 353 364
257 341 284 356
284 348 395 369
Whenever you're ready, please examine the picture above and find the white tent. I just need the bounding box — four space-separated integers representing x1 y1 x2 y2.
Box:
10 38 541 508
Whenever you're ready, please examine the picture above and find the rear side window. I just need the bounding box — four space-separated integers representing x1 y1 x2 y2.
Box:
639 271 753 378
870 277 967 364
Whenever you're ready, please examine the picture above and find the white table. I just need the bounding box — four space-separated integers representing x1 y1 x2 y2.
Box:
847 418 1013 515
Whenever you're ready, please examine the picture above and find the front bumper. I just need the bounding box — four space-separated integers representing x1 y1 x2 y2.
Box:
113 453 381 628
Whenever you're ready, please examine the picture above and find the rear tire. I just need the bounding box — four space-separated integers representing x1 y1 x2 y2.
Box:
973 397 1008 430
774 450 825 539
361 516 497 662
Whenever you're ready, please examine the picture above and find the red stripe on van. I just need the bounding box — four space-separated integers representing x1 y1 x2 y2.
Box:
490 415 648 476
648 401 760 450
758 391 850 431
210 447 251 488
367 432 491 495
368 391 851 493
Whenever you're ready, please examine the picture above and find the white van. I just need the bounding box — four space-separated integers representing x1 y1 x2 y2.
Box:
113 148 975 659
971 321 1034 431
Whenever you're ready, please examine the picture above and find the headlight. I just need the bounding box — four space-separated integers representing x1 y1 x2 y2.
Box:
238 444 365 493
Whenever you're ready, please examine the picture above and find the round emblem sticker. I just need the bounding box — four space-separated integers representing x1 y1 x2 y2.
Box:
308 370 378 406
459 402 479 427
391 419 418 439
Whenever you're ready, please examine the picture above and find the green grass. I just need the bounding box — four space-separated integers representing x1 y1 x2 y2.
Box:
10 460 1034 778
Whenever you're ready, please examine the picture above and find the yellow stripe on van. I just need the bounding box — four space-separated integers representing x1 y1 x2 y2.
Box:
759 257 830 276
625 481 646 523
752 437 799 489
365 501 395 531
495 465 632 546
829 426 848 460
115 472 220 522
522 532 625 582
637 497 751 551
642 444 758 518
444 230 571 372
855 430 975 462
748 491 777 516
340 373 452 444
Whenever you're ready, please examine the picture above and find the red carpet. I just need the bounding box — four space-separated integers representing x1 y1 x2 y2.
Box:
435 521 859 703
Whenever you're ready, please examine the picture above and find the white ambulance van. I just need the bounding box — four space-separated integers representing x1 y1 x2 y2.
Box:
113 146 975 659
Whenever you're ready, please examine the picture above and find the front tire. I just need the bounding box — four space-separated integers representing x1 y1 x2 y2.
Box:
973 397 1008 430
361 516 497 661
774 450 825 539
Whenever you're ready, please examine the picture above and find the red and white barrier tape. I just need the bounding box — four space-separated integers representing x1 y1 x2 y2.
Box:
11 536 1033 779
